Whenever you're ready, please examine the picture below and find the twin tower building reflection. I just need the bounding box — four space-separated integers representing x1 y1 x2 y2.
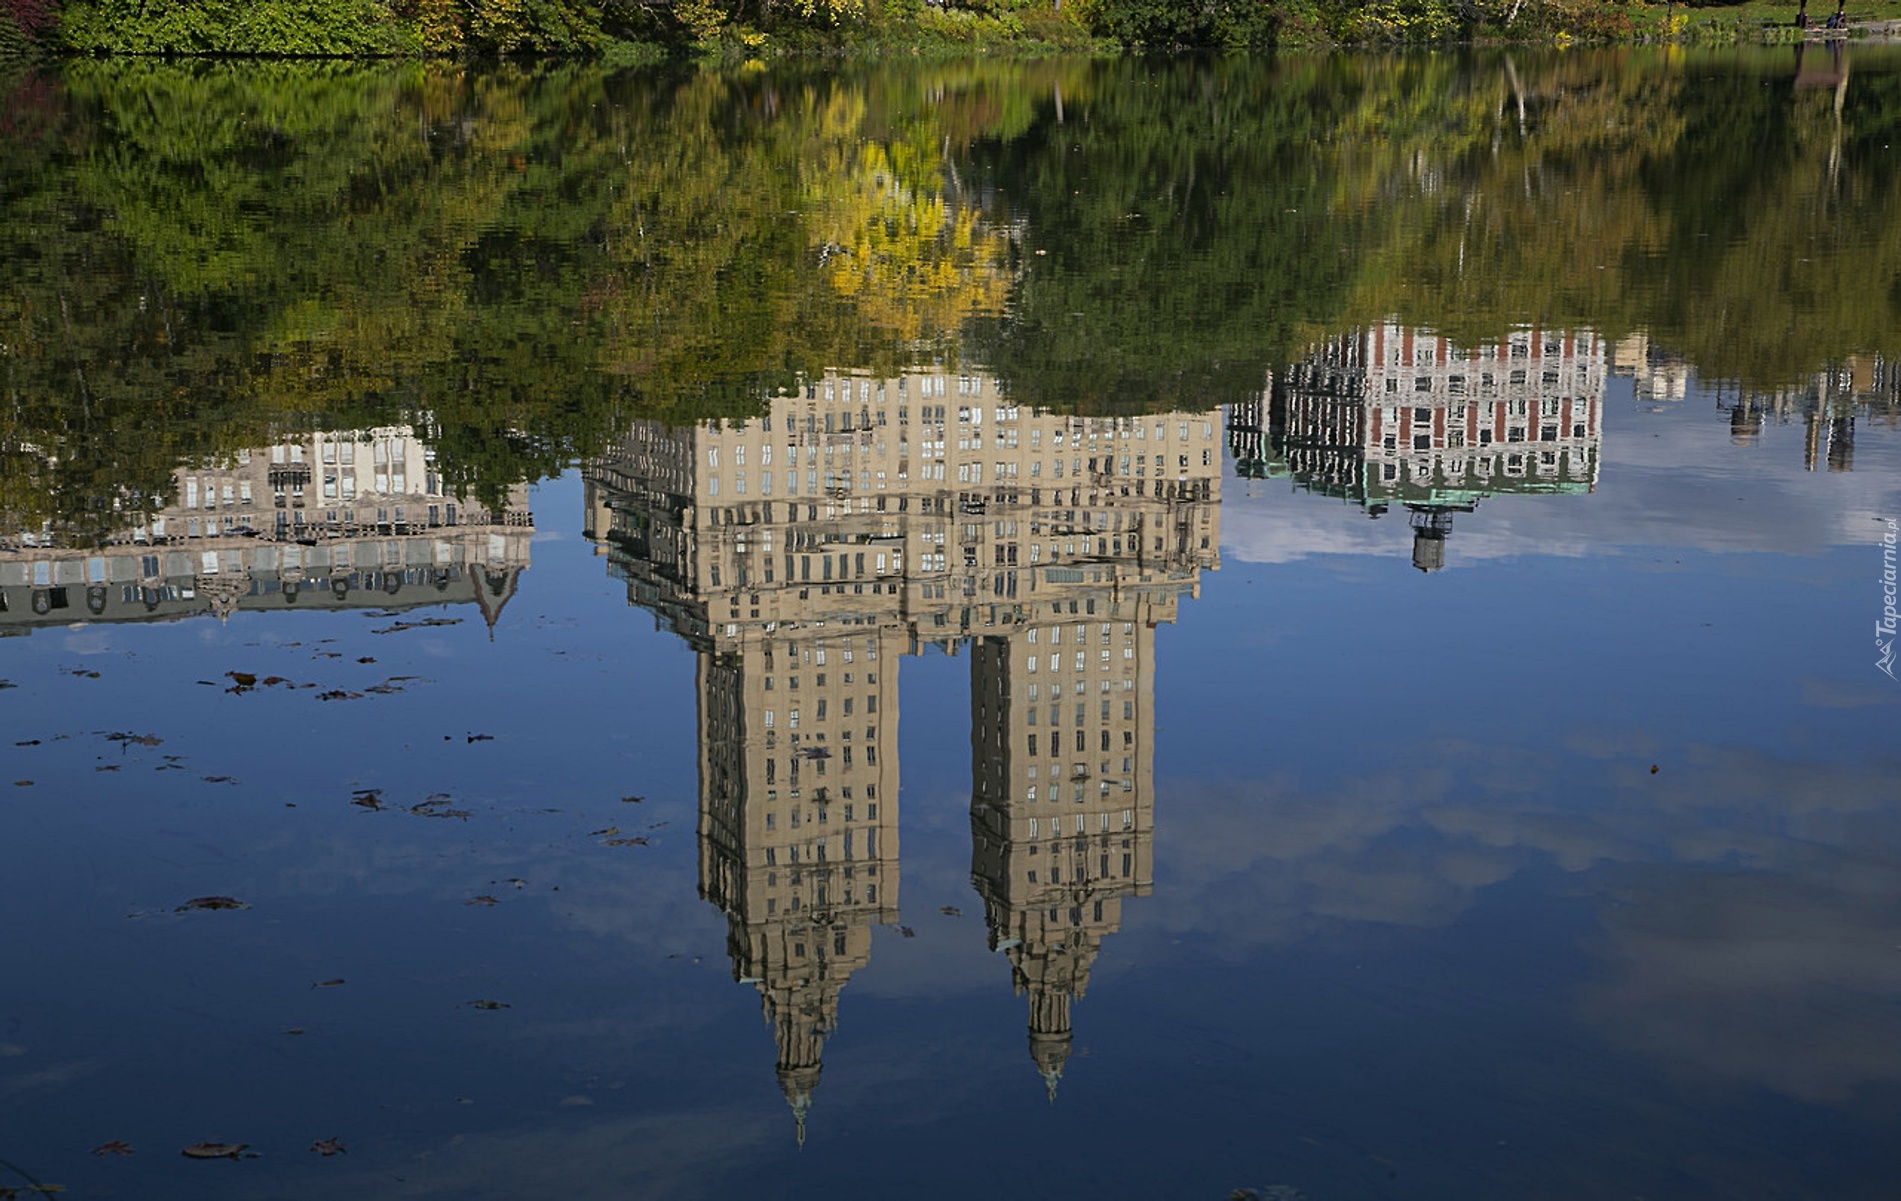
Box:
583 372 1220 1139
1 326 1632 1137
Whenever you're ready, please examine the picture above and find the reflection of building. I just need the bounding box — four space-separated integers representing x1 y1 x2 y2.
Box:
1718 354 1901 471
967 592 1166 1100
585 370 1220 1135
0 426 531 634
1611 334 1691 406
1232 324 1603 571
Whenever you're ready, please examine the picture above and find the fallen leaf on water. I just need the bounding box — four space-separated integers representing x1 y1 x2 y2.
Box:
0 679 15 689
283 1028 305 1036
498 878 527 889
261 676 288 687
619 794 645 804
72 669 101 679
356 657 377 664
227 672 257 687
939 906 962 917
95 765 121 773
603 837 649 847
202 776 237 785
309 1137 346 1157
13 780 32 787
312 979 346 989
350 789 384 811
91 1141 134 1156
590 826 619 838
372 617 462 635
15 739 40 747
466 733 493 743
467 1000 511 1010
181 1142 248 1160
316 690 362 702
464 895 500 907
898 926 916 938
176 896 249 912
106 732 163 747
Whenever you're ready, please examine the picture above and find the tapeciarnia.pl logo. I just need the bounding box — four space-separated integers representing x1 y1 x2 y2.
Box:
1880 518 1898 680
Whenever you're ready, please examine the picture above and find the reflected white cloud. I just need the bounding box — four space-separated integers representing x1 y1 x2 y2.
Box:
1142 733 1901 1104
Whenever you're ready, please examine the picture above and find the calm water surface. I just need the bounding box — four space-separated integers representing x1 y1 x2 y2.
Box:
2 47 1901 1200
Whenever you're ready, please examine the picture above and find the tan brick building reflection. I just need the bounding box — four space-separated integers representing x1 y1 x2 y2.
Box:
585 369 1219 1135
1 425 531 634
1230 324 1602 571
968 584 1178 1099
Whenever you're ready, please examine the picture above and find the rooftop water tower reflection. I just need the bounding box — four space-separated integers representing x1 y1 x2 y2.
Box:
1230 324 1603 571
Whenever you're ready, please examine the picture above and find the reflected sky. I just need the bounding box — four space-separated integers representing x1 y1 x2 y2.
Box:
3 339 1899 1200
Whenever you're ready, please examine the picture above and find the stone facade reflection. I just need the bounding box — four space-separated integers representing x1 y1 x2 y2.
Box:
0 425 531 634
585 370 1219 1136
1231 324 1603 571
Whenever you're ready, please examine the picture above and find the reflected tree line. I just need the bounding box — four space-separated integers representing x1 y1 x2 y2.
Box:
6 48 1901 545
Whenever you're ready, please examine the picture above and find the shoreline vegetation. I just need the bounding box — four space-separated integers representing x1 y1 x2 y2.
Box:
3 0 1901 58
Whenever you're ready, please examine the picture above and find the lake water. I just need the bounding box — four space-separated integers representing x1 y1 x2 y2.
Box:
3 47 1901 1200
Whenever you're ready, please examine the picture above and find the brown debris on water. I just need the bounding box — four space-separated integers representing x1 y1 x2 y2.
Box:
175 896 249 912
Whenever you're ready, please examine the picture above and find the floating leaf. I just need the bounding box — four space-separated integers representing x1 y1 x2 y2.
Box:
372 618 462 635
898 926 916 938
466 734 493 743
309 1137 346 1157
603 837 649 847
464 895 500 907
15 739 40 747
350 790 384 811
180 1142 248 1160
202 776 237 785
176 896 248 912
590 826 620 838
316 690 362 702
226 672 257 687
312 979 346 989
466 1000 510 1010
356 657 377 664
106 732 163 747
90 1141 133 1156
619 795 645 804
939 906 962 917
